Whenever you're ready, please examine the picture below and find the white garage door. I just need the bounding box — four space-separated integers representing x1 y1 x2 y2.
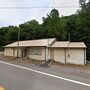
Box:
54 49 65 63
66 49 84 65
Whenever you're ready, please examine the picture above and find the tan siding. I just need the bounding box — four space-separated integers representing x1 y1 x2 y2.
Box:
14 49 17 57
66 49 84 65
4 48 13 56
4 48 22 57
29 47 45 60
54 49 65 63
14 48 22 57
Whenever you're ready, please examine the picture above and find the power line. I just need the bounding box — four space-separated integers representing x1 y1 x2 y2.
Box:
0 6 79 9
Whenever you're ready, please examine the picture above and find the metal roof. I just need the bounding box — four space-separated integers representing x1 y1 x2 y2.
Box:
52 42 86 48
4 38 56 47
68 42 86 48
52 42 69 48
5 38 86 48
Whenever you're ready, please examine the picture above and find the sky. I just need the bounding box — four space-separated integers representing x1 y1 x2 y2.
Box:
0 0 80 27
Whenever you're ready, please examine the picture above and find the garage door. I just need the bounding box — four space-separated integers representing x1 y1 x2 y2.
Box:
66 49 84 65
54 49 65 63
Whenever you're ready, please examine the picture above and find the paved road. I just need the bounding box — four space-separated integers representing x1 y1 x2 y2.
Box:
0 61 90 90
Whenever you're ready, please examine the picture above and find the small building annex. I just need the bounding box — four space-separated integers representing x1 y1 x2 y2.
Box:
4 38 86 65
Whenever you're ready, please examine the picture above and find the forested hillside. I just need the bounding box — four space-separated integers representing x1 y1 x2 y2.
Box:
0 0 90 60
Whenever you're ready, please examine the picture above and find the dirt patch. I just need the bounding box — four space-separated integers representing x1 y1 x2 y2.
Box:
15 58 45 65
0 54 90 70
0 54 45 65
0 54 16 60
52 61 90 70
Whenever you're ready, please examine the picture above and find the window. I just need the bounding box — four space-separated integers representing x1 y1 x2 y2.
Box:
30 47 42 55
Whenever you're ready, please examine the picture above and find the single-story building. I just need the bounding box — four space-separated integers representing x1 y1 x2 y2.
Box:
4 38 86 65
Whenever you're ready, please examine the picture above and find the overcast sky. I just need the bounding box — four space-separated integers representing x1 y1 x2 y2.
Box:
0 0 80 27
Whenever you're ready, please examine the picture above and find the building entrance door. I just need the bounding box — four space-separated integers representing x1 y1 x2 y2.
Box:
22 48 28 58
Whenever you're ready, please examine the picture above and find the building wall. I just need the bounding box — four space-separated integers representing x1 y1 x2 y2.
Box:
13 48 22 57
52 48 86 65
4 48 22 57
4 47 86 65
53 48 66 63
66 48 85 65
4 48 13 56
29 47 46 60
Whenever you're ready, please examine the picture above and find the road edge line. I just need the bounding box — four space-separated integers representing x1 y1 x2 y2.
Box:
0 61 90 87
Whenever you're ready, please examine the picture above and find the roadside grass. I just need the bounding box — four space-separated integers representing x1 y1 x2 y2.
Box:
87 63 90 67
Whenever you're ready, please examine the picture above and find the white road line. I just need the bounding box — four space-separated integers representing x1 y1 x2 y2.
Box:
0 61 90 87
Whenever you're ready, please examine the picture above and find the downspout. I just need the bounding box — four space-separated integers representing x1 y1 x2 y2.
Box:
13 48 14 57
13 49 14 57
45 47 46 61
27 48 29 59
17 28 20 58
46 39 49 61
48 39 49 60
65 48 66 64
84 48 86 65
29 47 30 59
67 34 70 64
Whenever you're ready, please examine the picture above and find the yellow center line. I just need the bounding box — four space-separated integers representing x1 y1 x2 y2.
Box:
0 87 5 90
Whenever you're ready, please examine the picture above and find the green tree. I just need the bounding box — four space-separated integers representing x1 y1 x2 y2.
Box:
79 0 86 9
19 20 40 40
0 27 9 50
42 8 66 40
5 26 19 44
65 15 81 41
78 1 90 60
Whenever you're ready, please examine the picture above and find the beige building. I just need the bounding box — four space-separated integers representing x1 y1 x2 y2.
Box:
51 42 86 65
4 38 86 65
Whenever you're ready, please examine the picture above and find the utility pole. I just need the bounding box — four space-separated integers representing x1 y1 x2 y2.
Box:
69 33 70 43
17 28 20 58
67 33 70 61
52 0 54 8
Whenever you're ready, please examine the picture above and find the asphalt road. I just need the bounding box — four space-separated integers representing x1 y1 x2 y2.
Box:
0 61 90 90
